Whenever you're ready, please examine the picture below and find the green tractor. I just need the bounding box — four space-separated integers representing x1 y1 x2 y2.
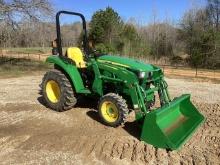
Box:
41 11 205 150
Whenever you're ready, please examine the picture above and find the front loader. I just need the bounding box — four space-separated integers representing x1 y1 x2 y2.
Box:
40 11 205 150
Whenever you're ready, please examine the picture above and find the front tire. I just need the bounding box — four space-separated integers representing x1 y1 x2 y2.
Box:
41 70 76 111
98 93 129 127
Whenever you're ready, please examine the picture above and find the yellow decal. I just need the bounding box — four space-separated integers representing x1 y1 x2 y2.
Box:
97 59 130 68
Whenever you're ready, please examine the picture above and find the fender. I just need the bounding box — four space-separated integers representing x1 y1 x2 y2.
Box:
46 56 90 94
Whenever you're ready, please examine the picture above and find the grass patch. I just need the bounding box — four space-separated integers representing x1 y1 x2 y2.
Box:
1 47 51 54
0 57 53 78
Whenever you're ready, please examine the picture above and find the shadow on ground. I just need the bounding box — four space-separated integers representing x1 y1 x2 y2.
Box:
123 121 142 140
37 88 141 140
86 110 141 140
75 96 98 109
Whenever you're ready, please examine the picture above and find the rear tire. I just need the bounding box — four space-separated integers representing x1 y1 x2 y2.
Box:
41 70 77 111
98 93 129 127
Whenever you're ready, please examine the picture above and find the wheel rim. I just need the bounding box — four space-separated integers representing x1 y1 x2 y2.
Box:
101 101 119 122
46 80 61 103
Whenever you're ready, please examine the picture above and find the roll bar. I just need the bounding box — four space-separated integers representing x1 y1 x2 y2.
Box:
56 11 89 57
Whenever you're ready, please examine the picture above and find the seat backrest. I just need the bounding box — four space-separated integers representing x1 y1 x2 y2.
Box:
67 47 86 68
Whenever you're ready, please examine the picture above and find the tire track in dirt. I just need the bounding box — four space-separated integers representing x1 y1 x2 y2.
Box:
0 102 219 164
0 135 30 160
0 75 220 164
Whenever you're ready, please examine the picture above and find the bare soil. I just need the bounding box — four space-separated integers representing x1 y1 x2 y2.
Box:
0 75 219 164
164 67 220 80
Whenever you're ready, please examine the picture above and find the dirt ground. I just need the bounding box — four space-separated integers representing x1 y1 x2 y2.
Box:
0 74 219 165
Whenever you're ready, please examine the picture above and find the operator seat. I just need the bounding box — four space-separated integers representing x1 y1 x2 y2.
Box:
66 47 86 68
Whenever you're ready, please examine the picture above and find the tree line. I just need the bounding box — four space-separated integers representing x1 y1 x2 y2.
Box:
0 0 219 68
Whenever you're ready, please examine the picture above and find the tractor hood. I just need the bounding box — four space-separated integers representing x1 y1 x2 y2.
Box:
97 55 160 72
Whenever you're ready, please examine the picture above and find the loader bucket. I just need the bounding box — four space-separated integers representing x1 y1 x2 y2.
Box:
140 94 205 150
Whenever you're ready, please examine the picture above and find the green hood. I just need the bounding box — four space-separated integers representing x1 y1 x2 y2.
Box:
97 55 160 72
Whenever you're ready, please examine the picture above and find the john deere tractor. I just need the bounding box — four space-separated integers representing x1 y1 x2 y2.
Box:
41 11 205 150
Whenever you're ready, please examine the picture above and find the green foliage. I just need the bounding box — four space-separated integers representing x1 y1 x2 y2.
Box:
89 7 150 57
122 24 137 41
120 24 150 57
89 7 122 45
179 8 217 68
95 43 116 54
87 4 219 68
190 30 215 67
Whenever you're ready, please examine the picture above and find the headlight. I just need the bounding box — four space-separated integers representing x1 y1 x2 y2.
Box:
138 71 146 79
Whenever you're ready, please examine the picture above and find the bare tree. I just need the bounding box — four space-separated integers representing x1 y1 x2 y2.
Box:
0 0 54 48
0 0 53 26
207 0 220 31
